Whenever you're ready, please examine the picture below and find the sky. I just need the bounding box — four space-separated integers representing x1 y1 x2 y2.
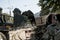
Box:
0 0 41 16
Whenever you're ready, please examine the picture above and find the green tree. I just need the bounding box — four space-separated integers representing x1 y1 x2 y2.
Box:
38 0 60 16
0 7 2 13
22 10 36 25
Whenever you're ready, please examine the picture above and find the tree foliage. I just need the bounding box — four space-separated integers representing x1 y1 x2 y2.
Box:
0 7 2 11
38 0 60 16
22 10 36 25
0 7 2 13
13 8 21 15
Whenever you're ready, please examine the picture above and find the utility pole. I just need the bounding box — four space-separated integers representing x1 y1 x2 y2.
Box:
7 7 13 16
7 0 13 16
